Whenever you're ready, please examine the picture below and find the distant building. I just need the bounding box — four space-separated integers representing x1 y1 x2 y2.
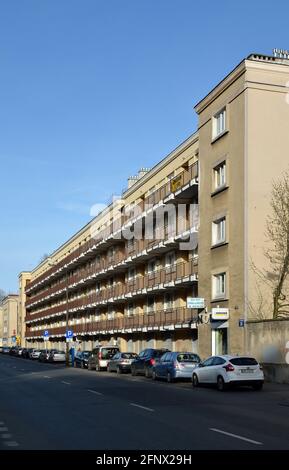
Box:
0 295 19 347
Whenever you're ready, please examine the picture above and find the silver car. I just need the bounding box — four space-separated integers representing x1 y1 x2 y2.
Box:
152 352 201 382
108 352 138 374
30 349 42 359
48 350 66 363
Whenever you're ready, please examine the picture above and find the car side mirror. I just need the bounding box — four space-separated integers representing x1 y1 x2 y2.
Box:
198 363 204 368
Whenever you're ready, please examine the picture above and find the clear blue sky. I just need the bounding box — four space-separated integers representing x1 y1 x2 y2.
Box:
1 0 288 293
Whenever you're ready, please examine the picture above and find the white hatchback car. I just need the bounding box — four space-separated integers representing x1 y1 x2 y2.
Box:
192 355 264 391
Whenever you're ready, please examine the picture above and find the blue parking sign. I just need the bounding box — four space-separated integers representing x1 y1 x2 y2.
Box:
66 330 73 339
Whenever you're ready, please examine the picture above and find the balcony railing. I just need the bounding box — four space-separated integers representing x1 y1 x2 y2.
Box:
25 260 198 324
25 306 198 338
26 162 198 295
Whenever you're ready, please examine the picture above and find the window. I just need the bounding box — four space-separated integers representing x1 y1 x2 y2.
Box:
95 282 101 293
164 293 174 310
213 108 226 138
212 217 226 245
107 246 115 261
165 251 176 271
107 307 115 320
146 296 155 314
212 272 226 299
126 302 135 317
128 267 136 280
147 259 156 275
213 162 226 190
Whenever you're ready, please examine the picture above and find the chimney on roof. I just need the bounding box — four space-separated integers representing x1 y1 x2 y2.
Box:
127 168 151 189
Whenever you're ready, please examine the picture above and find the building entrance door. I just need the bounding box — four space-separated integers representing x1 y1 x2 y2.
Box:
212 328 228 355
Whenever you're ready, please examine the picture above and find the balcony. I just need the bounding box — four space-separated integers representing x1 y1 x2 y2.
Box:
25 260 198 324
25 306 198 339
25 162 198 295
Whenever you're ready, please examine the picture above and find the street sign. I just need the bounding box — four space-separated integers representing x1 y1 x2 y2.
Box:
66 330 73 339
11 336 16 343
43 330 50 341
187 297 205 309
239 319 245 327
211 307 229 320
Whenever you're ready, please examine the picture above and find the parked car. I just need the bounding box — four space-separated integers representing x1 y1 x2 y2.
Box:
38 349 51 362
30 349 43 360
74 351 91 368
9 347 18 356
17 348 24 357
192 355 264 391
152 352 201 382
108 352 139 374
23 348 34 359
131 348 170 378
87 346 120 371
48 350 66 363
1 346 10 354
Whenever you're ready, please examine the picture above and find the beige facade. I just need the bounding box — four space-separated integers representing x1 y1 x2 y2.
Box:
20 52 289 359
0 295 19 347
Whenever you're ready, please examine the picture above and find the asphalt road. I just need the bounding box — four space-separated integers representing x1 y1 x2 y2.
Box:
1 354 289 450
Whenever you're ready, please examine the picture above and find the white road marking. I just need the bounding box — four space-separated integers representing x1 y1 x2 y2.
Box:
87 389 103 396
130 403 154 412
43 376 51 379
61 381 71 385
209 428 263 445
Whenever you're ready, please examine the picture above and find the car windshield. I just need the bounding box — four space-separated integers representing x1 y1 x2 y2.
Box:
230 357 258 366
101 348 119 359
177 353 200 363
154 350 170 358
83 352 91 358
121 353 138 359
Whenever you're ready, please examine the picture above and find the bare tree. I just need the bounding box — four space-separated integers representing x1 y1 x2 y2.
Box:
265 170 289 318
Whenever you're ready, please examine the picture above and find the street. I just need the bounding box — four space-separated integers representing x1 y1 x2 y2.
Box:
1 354 289 450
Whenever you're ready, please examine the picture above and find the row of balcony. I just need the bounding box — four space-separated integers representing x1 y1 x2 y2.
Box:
25 162 198 295
25 260 198 324
26 224 198 309
25 307 198 339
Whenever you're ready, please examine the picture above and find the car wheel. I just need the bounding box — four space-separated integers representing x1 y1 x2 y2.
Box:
152 369 157 381
192 373 199 388
131 366 136 376
117 366 122 375
252 382 263 391
145 367 150 378
217 375 227 391
167 372 174 383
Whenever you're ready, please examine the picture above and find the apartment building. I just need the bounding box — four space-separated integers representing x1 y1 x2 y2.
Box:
21 52 289 358
0 295 19 347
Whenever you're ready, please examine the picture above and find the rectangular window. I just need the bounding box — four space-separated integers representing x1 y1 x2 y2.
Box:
147 259 156 275
146 296 155 314
164 293 174 310
165 251 176 271
213 161 226 190
212 217 226 245
128 267 136 280
107 307 115 320
126 302 135 317
213 108 226 138
212 272 226 299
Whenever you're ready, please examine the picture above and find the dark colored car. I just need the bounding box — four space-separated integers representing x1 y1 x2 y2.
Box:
38 349 51 362
9 347 19 356
74 351 92 368
131 348 170 378
108 352 139 374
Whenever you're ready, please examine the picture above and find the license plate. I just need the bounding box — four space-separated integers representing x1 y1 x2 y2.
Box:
240 369 254 373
